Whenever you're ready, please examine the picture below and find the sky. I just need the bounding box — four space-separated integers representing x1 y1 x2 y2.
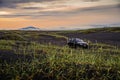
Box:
0 0 120 30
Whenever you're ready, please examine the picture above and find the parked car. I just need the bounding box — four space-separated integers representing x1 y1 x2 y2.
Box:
67 38 88 48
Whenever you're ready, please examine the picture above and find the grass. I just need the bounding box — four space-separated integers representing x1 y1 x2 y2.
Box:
0 40 15 50
79 27 120 34
0 40 120 80
0 33 25 41
56 27 120 34
0 27 120 80
39 33 68 40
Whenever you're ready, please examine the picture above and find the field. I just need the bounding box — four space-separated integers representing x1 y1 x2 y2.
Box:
0 27 120 80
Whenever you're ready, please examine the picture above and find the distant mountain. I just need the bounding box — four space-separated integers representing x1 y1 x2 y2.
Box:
20 26 40 31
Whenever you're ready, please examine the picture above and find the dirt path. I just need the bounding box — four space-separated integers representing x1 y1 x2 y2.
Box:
36 34 67 46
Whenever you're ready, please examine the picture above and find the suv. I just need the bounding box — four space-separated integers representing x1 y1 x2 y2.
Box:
67 38 88 48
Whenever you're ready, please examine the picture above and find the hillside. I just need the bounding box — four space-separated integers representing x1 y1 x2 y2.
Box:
0 27 120 80
0 27 120 46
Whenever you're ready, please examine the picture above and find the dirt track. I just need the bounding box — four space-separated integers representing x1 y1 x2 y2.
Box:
36 34 67 46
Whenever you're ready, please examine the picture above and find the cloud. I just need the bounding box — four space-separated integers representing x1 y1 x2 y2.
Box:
0 0 56 3
0 4 120 18
83 0 100 2
0 0 120 18
80 4 120 12
0 0 103 8
0 0 56 8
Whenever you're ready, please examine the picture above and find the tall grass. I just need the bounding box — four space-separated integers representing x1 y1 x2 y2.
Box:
0 40 120 80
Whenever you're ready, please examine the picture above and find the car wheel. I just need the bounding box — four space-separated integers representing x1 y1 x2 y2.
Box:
83 44 88 49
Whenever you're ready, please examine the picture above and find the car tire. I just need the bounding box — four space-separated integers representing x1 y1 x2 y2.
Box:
83 45 88 49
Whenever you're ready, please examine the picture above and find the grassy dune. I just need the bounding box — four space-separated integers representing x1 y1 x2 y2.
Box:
0 27 120 80
56 27 120 34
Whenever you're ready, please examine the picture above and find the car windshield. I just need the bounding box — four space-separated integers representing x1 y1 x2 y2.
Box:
76 39 84 42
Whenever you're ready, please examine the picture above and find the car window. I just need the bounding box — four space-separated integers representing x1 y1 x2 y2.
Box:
76 39 83 42
68 38 84 43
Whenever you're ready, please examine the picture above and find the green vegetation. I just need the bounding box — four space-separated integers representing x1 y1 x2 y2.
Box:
79 27 120 34
0 40 120 80
56 27 120 34
0 27 120 80
39 33 68 40
0 40 15 50
0 33 25 41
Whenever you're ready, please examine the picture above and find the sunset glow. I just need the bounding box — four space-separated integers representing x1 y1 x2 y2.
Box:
0 0 120 30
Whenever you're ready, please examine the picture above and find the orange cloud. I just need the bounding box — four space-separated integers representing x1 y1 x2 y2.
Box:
0 0 120 30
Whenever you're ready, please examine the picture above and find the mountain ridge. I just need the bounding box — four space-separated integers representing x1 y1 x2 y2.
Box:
19 26 41 31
